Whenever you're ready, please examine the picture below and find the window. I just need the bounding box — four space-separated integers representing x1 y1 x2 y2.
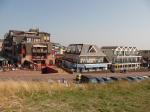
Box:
27 38 31 43
66 45 76 54
116 51 119 56
70 46 76 53
66 47 71 53
88 46 97 53
76 45 82 54
44 36 48 41
13 37 16 42
46 36 48 40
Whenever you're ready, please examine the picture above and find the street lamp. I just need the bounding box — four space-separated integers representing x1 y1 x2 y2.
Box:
76 59 78 73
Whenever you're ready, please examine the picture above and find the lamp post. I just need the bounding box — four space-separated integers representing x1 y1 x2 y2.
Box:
76 58 78 73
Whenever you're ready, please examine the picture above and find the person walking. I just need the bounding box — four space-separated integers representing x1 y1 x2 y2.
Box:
76 73 82 84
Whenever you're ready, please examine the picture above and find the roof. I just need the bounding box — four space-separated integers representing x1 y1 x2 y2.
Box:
80 44 106 57
140 50 150 51
101 46 118 49
9 29 50 37
101 46 137 50
65 44 105 57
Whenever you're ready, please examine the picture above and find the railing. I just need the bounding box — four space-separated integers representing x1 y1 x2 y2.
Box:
32 56 46 60
32 50 48 53
114 61 141 63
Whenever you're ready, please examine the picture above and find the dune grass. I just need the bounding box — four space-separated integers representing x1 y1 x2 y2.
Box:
0 80 150 112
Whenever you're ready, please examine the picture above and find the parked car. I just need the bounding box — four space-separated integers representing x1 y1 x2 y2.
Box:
142 76 149 79
96 77 105 84
110 76 121 81
41 66 58 74
126 76 139 82
122 77 131 81
102 77 113 83
136 76 145 81
80 75 98 84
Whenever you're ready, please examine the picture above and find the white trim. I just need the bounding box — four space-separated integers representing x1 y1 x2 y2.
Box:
89 46 97 53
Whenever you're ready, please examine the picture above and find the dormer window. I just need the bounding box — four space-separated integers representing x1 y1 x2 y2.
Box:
88 46 97 53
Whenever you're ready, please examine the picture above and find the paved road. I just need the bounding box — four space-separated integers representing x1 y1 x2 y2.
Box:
0 70 75 82
0 70 150 82
82 71 150 78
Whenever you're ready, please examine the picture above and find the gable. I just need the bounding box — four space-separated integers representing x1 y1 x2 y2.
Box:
88 46 97 53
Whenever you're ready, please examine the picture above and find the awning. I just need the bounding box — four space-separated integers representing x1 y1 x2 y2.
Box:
76 64 85 68
85 63 108 68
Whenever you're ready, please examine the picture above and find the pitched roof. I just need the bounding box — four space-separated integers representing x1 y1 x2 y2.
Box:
101 46 137 50
101 46 118 49
80 44 106 57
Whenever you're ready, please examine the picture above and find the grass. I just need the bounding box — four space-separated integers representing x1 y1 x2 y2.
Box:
0 80 149 112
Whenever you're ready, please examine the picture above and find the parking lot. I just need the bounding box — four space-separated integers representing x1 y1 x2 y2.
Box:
0 70 74 82
0 69 150 82
82 71 150 78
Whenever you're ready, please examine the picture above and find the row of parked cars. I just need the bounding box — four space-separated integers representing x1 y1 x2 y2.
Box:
79 75 150 84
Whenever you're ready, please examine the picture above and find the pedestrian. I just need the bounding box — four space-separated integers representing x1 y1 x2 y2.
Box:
64 80 69 87
58 78 65 84
76 73 82 84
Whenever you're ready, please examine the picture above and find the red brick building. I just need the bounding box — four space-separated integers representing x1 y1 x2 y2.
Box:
2 29 53 68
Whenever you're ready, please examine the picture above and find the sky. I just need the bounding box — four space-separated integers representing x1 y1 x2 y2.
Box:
1 0 150 49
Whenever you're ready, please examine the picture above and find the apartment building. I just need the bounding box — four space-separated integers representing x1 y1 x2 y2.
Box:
101 46 141 71
62 44 108 72
139 50 150 67
51 43 66 56
2 29 52 67
0 39 3 52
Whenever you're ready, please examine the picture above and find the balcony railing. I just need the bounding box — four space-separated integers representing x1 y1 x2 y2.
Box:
32 49 48 53
113 61 141 63
32 56 47 60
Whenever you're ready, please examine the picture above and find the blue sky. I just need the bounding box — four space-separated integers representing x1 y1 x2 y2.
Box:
1 0 150 49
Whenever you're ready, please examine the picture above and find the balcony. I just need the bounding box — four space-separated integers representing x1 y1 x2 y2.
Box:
32 56 47 60
114 60 140 63
32 49 48 53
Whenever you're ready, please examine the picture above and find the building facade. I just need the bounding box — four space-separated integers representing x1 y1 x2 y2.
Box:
0 39 3 53
2 29 52 67
101 46 141 71
61 44 108 72
139 50 150 67
51 43 66 56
